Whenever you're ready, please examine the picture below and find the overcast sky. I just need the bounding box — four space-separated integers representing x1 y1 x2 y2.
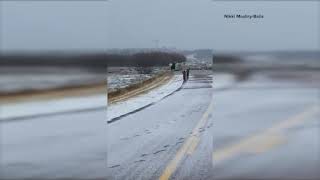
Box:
0 0 319 52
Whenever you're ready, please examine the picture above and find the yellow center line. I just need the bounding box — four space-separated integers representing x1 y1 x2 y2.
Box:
186 137 200 155
212 105 319 165
159 98 214 180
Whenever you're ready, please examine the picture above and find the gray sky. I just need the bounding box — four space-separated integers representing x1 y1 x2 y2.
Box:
1 0 319 52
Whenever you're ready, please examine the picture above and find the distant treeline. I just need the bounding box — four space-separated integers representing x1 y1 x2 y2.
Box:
0 52 186 67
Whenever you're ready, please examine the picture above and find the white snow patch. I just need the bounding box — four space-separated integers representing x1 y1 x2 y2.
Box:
107 75 183 121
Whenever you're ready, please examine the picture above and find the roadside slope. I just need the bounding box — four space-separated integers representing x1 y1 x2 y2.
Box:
0 72 182 121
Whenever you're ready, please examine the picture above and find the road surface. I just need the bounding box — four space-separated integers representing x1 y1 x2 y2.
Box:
0 70 213 179
1 70 319 180
212 70 320 180
108 70 213 180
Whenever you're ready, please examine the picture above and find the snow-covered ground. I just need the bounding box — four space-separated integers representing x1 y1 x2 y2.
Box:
186 53 212 70
0 75 183 122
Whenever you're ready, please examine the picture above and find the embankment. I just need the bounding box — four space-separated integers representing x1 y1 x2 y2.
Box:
0 71 173 104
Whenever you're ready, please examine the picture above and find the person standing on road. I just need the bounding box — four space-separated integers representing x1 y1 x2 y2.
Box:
186 68 190 80
183 70 187 82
